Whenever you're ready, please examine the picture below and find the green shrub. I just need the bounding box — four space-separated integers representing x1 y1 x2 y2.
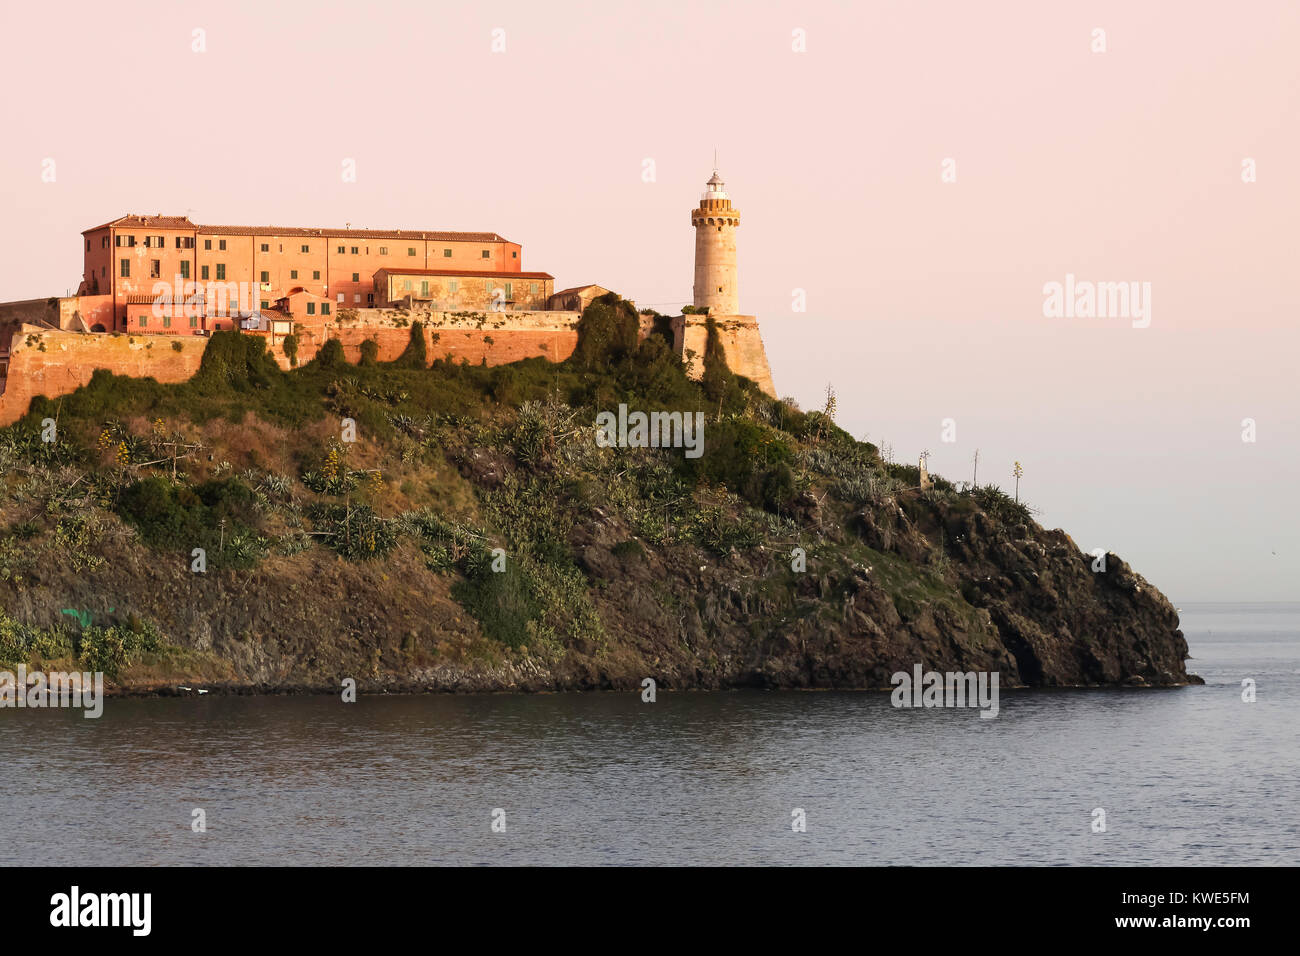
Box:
308 502 397 559
451 561 540 649
0 612 71 666
116 476 261 563
573 293 639 369
314 338 347 369
78 619 164 677
683 418 795 512
391 321 427 369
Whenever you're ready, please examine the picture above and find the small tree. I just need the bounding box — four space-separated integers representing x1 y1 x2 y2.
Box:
1013 461 1023 502
392 320 427 368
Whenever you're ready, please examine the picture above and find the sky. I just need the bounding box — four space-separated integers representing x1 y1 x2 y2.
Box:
1 0 1296 602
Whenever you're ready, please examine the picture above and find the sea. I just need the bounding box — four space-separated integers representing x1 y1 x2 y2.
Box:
2 602 1296 865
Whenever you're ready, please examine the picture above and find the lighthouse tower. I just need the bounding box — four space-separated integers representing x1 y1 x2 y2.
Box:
691 167 740 314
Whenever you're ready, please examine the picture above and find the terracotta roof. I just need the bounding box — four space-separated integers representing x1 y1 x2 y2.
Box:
197 225 506 242
84 214 509 243
84 215 197 233
373 268 553 280
552 284 608 296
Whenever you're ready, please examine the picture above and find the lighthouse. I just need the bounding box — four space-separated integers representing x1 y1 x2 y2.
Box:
691 166 740 314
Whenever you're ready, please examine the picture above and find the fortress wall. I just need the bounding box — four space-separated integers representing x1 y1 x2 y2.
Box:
0 310 579 425
272 326 579 370
0 326 209 425
60 294 116 331
680 315 777 397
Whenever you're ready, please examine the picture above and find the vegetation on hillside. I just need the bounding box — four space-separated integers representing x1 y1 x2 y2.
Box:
0 291 1144 692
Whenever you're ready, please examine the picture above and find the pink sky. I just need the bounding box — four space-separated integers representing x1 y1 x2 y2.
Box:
2 0 1296 601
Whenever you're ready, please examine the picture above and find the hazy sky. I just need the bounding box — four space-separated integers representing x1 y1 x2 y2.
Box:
1 1 1296 602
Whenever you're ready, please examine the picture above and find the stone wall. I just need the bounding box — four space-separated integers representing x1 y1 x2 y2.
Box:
265 308 582 369
679 314 776 397
0 309 583 425
0 325 209 425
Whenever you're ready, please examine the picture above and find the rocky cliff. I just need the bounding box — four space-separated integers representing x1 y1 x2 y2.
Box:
0 302 1197 693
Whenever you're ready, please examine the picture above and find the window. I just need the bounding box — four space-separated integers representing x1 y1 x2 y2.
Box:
204 239 212 250
219 239 227 250
505 282 512 300
279 244 283 253
449 280 458 293
351 273 359 282
139 314 146 328
337 245 345 254
216 264 226 280
180 261 191 279
350 246 358 255
313 270 320 280
261 301 270 310
101 267 106 277
260 271 269 283
443 248 452 258
481 250 490 259
174 237 181 249
86 239 90 252
189 315 198 328
407 247 416 256
353 294 360 303
117 235 135 247
420 281 429 296
290 270 298 279
512 251 517 259
322 303 331 315
379 247 387 255
307 303 315 315
163 314 171 328
201 265 209 280
365 294 373 305
337 293 344 302
403 280 412 291
150 260 161 278
155 235 164 247
530 282 538 294
102 236 108 248
261 243 269 252
120 259 130 278
300 244 310 253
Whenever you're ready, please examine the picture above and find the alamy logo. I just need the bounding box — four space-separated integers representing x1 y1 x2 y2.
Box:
891 665 1000 718
151 276 261 318
595 403 705 459
1042 273 1152 328
49 886 151 936
0 667 104 718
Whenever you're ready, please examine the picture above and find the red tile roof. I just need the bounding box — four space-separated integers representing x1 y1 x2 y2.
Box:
84 215 510 243
198 225 507 242
84 215 197 233
552 284 609 296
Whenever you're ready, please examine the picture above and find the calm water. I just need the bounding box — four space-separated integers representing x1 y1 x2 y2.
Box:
2 602 1297 866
